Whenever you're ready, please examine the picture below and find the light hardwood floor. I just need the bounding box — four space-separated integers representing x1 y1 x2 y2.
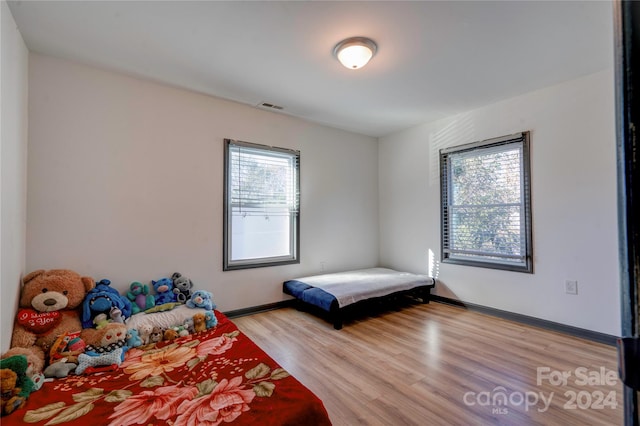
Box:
232 301 622 425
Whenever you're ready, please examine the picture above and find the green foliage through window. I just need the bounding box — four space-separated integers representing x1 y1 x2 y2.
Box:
440 132 533 273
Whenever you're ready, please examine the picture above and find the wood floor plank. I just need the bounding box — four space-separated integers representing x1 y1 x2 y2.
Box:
232 302 622 425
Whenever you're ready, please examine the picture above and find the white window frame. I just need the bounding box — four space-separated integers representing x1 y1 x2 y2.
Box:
223 139 300 270
440 132 533 273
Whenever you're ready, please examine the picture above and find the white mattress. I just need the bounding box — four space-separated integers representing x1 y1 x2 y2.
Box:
292 267 434 308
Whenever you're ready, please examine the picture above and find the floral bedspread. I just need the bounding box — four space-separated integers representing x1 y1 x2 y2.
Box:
4 311 332 426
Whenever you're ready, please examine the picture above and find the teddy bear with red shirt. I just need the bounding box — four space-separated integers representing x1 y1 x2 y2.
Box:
11 269 95 356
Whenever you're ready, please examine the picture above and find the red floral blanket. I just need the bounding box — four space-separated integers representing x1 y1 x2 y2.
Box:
3 311 331 425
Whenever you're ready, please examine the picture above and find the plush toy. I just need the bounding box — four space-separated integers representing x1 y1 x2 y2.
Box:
148 326 163 344
1 347 45 392
163 328 179 341
1 369 24 415
11 269 95 354
49 331 85 365
76 323 127 375
93 313 110 329
183 318 195 335
186 290 216 311
126 281 155 314
193 313 207 333
31 372 46 391
152 278 176 305
68 336 85 351
172 325 189 338
76 347 124 375
43 360 76 378
44 331 85 379
204 310 217 329
1 347 44 377
0 355 34 415
82 279 132 329
81 323 127 353
125 329 142 348
137 323 153 345
171 272 194 304
164 325 189 340
110 307 124 324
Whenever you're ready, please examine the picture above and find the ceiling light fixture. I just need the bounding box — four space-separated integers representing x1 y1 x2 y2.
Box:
333 37 377 70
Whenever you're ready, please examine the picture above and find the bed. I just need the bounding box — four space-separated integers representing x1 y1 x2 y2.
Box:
3 310 332 426
283 267 436 329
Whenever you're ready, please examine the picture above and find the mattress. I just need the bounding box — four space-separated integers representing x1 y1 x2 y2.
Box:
284 267 435 310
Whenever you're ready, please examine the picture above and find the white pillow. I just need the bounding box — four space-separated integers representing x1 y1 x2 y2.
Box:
126 304 208 331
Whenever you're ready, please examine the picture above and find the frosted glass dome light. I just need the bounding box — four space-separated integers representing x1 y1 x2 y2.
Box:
333 37 378 70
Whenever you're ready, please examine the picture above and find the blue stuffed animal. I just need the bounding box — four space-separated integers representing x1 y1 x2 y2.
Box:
186 290 216 311
82 279 132 328
204 310 217 329
152 278 177 305
125 328 142 348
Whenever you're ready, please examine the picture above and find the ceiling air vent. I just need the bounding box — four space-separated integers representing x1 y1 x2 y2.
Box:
258 102 284 111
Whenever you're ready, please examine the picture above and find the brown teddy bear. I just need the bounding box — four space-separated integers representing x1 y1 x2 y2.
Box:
0 355 34 414
163 328 178 341
193 312 207 333
11 269 95 355
0 369 25 415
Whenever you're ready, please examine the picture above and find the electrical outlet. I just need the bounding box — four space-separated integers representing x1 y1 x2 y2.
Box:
565 280 578 295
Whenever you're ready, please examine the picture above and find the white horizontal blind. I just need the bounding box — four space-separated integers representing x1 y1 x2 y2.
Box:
440 132 532 272
224 139 300 270
228 142 299 217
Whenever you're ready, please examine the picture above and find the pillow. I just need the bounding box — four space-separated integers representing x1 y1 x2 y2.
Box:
126 304 207 331
144 302 181 313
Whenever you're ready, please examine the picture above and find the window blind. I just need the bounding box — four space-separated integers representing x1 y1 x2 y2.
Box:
227 140 300 217
223 138 301 270
440 132 532 272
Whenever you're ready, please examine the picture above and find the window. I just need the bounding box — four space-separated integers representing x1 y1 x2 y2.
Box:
223 139 300 270
440 132 533 273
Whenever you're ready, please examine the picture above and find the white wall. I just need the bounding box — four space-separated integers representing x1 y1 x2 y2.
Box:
379 69 620 336
22 44 621 338
27 54 379 312
1 1 29 353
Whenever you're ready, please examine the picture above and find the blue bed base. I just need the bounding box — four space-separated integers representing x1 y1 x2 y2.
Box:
283 279 434 330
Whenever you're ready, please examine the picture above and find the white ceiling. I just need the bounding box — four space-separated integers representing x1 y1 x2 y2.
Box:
7 0 614 137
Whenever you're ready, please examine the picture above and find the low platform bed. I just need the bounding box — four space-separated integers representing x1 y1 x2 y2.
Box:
283 268 436 329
